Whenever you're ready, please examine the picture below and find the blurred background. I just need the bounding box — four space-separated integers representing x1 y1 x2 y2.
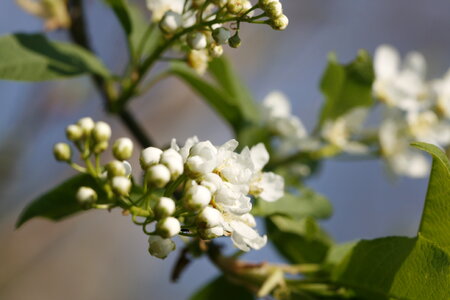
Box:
1 0 450 299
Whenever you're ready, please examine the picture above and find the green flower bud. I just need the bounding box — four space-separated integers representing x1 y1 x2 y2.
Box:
229 32 241 48
76 186 97 208
271 14 289 30
106 160 126 178
156 217 181 238
227 0 243 15
77 117 95 136
66 124 83 141
259 0 278 9
212 28 231 45
53 142 71 162
265 1 282 18
113 137 133 161
92 121 112 142
111 176 132 196
93 141 108 154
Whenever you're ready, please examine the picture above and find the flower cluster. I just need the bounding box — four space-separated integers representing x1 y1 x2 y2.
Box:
144 136 284 258
147 0 289 73
53 117 135 207
54 119 284 259
16 0 71 31
374 45 450 177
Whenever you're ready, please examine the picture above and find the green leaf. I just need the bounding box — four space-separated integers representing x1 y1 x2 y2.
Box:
170 62 244 131
209 57 259 124
318 50 374 125
333 236 450 300
0 33 110 81
16 174 105 228
267 215 332 264
253 189 333 220
104 0 132 35
190 276 254 300
412 142 450 248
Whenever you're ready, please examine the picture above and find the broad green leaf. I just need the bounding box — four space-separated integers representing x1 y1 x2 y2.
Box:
16 174 105 228
190 276 254 300
412 142 450 248
324 241 358 267
333 236 450 300
104 0 132 35
0 34 110 81
253 189 332 220
209 57 259 124
267 215 332 264
318 50 374 125
170 62 244 131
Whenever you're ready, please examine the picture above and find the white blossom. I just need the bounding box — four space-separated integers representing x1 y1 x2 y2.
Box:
146 0 184 21
160 148 184 179
140 147 163 170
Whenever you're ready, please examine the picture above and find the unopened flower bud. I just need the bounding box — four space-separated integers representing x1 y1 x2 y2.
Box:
260 0 278 9
76 186 97 207
197 206 223 228
160 11 182 33
106 160 126 178
241 0 253 16
265 1 282 18
271 14 289 30
209 44 224 58
146 164 171 188
212 28 231 45
227 0 243 15
199 226 224 239
148 235 176 259
77 117 95 136
66 124 83 141
187 50 209 74
113 137 133 161
187 32 208 50
93 141 108 154
155 197 176 219
92 121 111 142
229 32 241 48
160 149 184 179
184 183 212 211
140 147 163 170
53 143 71 162
156 217 181 238
111 176 132 196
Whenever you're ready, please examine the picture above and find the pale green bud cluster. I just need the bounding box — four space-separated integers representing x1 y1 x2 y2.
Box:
259 0 289 30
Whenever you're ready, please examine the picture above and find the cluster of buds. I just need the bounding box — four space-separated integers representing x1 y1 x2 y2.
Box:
147 0 288 73
53 118 134 207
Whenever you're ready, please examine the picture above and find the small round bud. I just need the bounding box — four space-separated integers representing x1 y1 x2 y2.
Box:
155 197 176 219
187 50 209 74
140 147 163 170
229 32 241 48
106 160 126 178
271 14 289 30
184 183 212 211
197 206 223 228
160 11 182 33
209 44 224 58
146 164 171 188
227 0 243 15
77 117 95 136
199 226 224 240
260 0 278 9
212 28 231 45
113 137 133 161
241 0 253 16
160 149 184 179
93 141 108 154
187 32 208 50
148 235 176 259
92 121 111 142
76 186 97 207
111 176 132 196
265 1 282 18
53 143 71 162
156 217 181 238
66 124 83 141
